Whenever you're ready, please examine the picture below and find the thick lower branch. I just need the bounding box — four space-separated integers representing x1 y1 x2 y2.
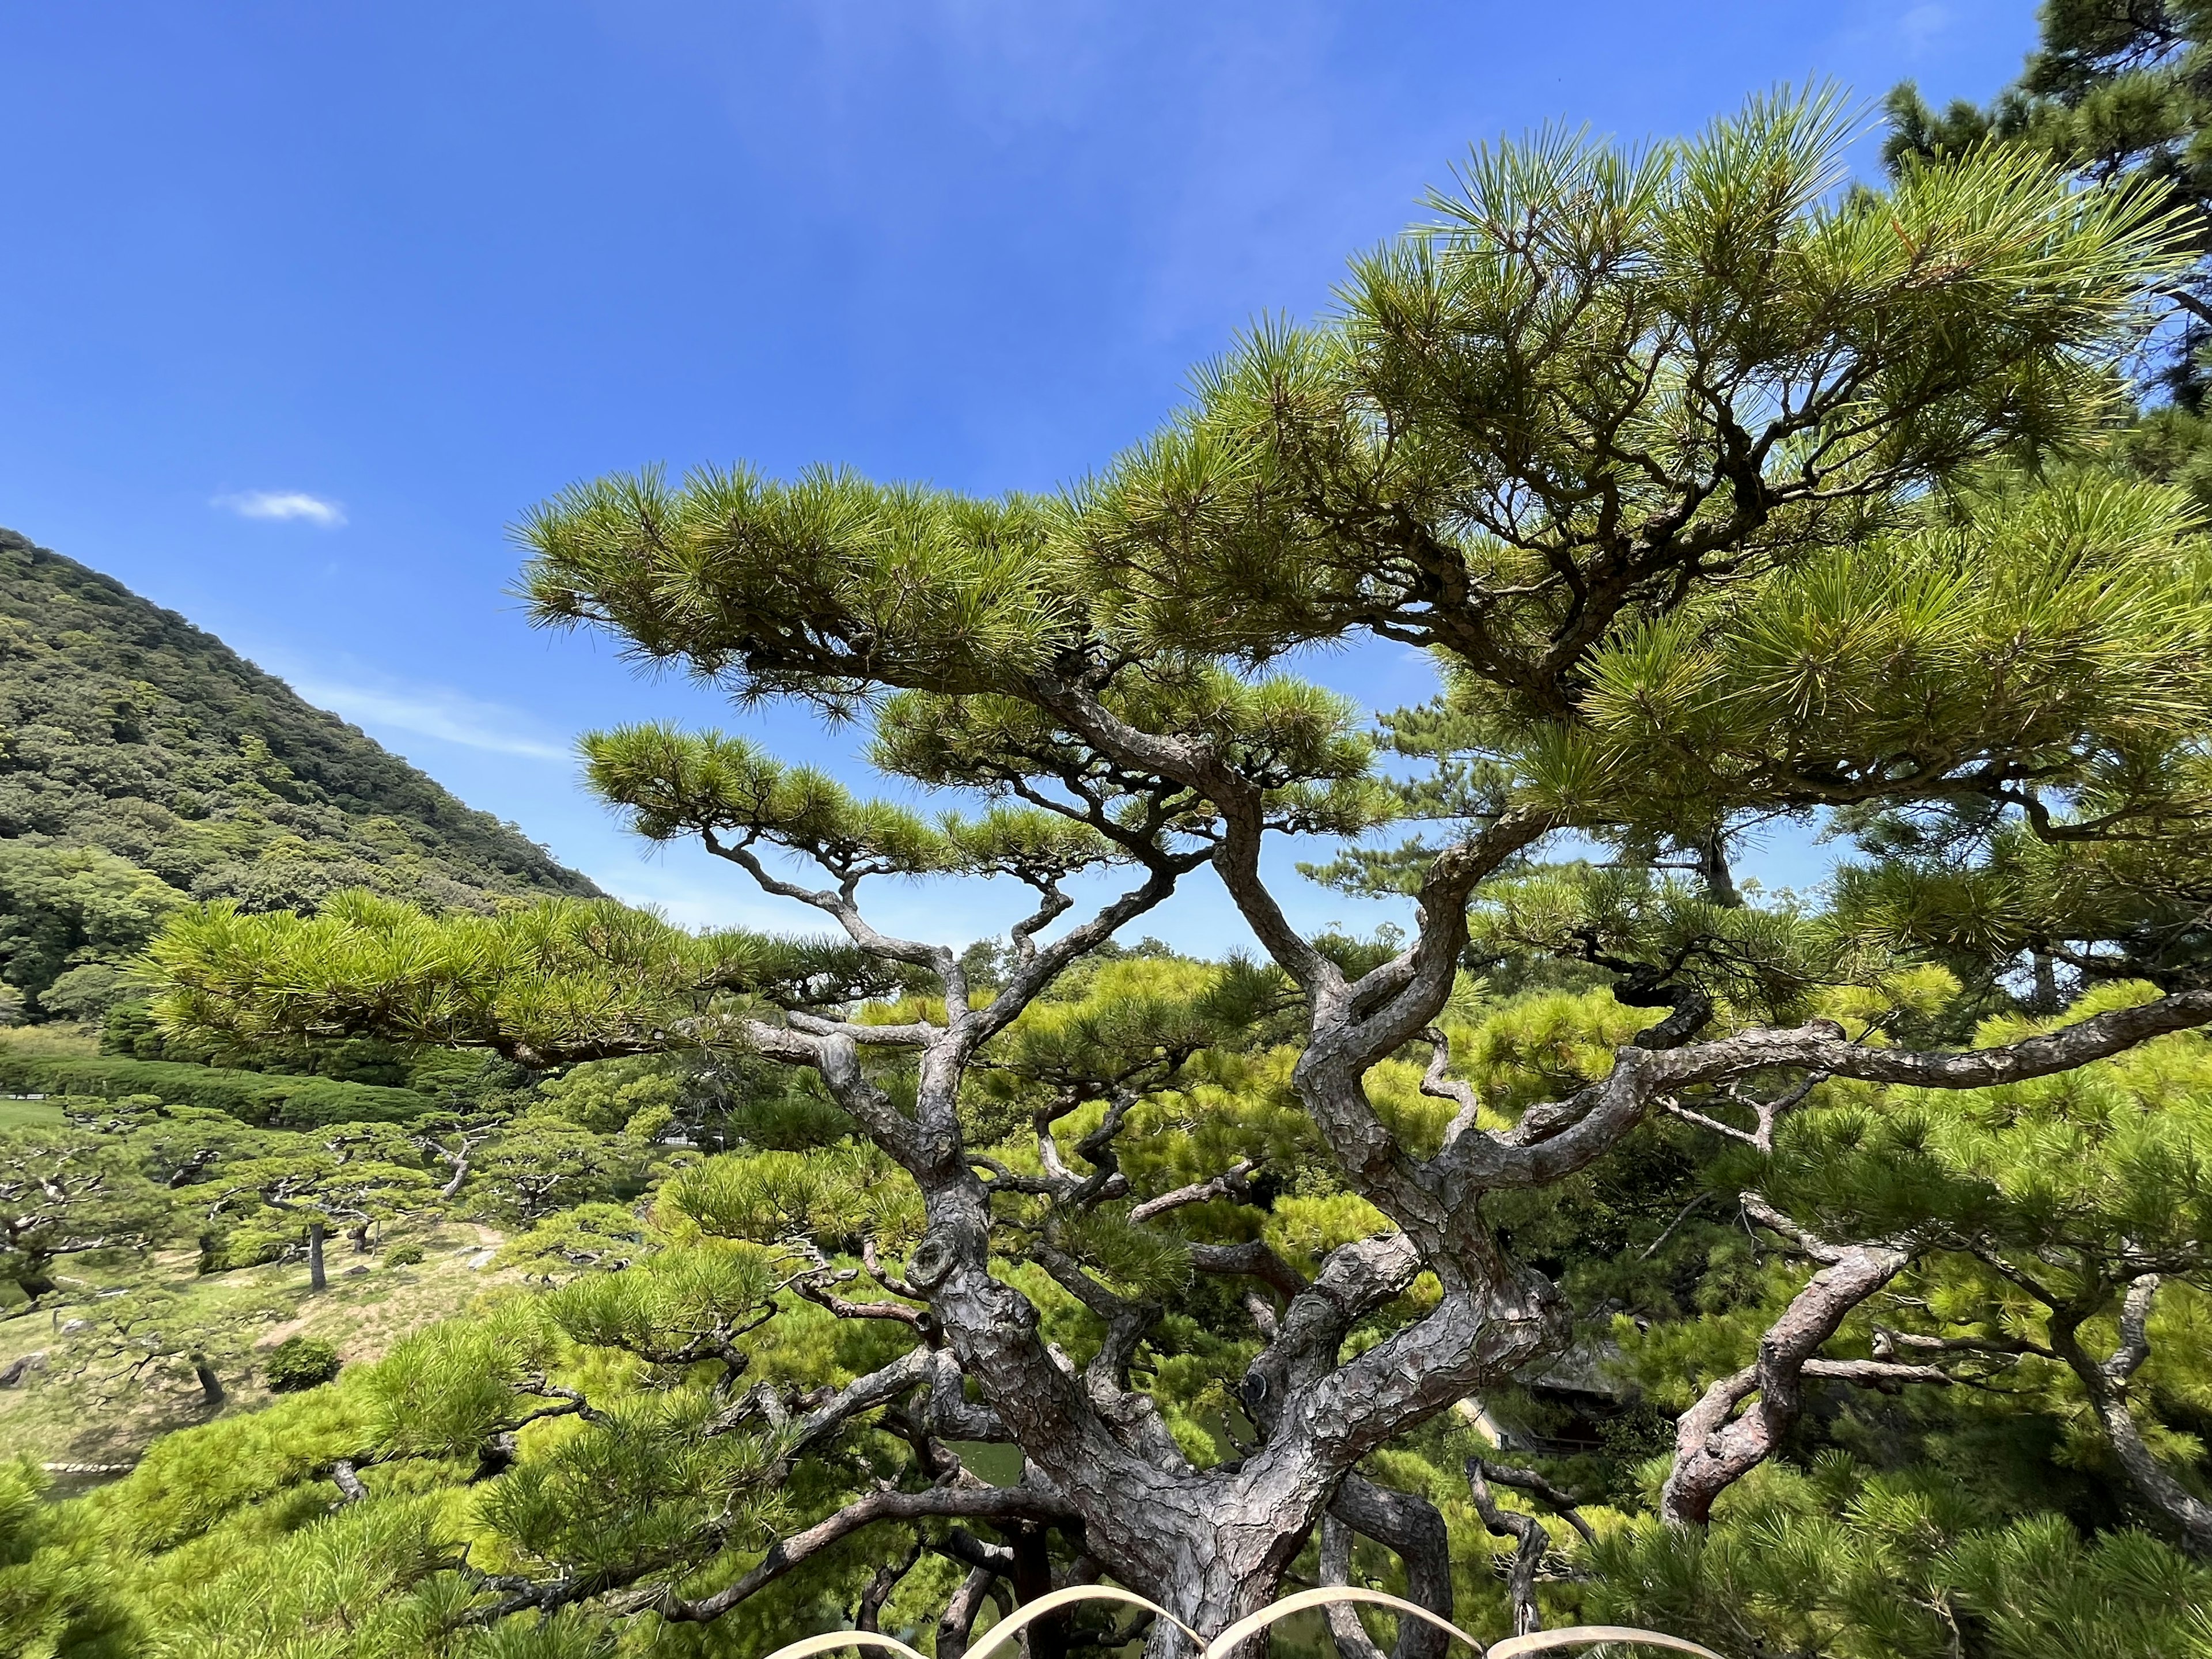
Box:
937 1566 1007 1659
1316 1514 1391 1659
1327 1474 1453 1659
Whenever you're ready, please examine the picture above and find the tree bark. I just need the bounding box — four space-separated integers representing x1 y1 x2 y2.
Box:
937 1568 1005 1659
306 1221 327 1292
854 1537 921 1633
191 1351 224 1406
1660 1202 1912 1527
1009 1524 1066 1659
1327 1474 1453 1659
914 1166 1303 1644
2030 949 2061 1014
1317 1514 1390 1659
1465 1460 1550 1638
1697 834 1742 909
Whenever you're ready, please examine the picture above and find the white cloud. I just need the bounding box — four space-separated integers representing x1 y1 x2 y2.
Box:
213 490 348 527
293 679 571 760
1899 3 1948 51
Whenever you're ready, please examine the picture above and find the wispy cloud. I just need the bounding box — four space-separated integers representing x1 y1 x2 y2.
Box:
1899 2 1948 51
213 489 347 527
294 679 571 760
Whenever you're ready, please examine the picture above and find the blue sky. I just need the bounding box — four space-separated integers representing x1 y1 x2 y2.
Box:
0 1 2036 950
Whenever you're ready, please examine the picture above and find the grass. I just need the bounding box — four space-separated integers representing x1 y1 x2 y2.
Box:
1 1025 96 1129
0 1217 523 1473
0 1024 93 1127
0 1097 63 1128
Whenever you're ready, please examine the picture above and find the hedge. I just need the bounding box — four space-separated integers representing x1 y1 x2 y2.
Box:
0 1052 436 1127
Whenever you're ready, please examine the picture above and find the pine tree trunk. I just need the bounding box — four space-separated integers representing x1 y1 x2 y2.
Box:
1132 1541 1287 1659
917 1175 1320 1653
306 1221 327 1292
192 1353 224 1406
2032 949 2061 1013
1008 1527 1066 1659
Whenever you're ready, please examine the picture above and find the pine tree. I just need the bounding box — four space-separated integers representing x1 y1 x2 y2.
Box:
0 1122 171 1306
200 1126 435 1293
1887 1 2212 486
140 89 2212 1649
48 1282 282 1408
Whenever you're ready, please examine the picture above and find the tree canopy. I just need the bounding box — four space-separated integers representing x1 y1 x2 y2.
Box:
131 86 2212 1657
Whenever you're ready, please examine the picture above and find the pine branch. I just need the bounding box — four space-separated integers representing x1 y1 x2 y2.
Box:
1437 990 2212 1193
2044 1275 2212 1556
648 1484 1077 1624
1128 1160 1258 1222
1464 1459 1555 1639
1468 1459 1600 1548
1659 1204 1918 1526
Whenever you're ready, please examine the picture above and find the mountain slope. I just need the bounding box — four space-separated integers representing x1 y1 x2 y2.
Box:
0 527 598 1018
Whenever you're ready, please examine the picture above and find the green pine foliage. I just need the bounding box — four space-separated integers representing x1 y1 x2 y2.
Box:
145 888 907 1070
0 1118 171 1303
0 1462 135 1659
1586 1459 2212 1659
21 74 2212 1659
1887 1 2212 495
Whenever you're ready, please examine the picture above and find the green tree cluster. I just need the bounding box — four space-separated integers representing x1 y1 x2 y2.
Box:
0 1048 695 1319
0 528 599 1022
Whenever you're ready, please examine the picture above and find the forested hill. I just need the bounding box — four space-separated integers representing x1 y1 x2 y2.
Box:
0 527 599 1020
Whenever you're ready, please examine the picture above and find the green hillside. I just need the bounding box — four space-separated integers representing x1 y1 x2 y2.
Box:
0 527 597 1020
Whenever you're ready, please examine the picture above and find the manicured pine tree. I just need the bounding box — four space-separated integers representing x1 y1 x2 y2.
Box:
0 1121 171 1305
48 1281 281 1407
144 89 2212 1648
202 1124 435 1293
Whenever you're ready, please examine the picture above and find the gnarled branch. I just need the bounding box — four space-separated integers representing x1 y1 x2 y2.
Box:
1659 1200 1916 1526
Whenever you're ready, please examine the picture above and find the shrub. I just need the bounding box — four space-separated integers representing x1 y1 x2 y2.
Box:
262 1336 341 1393
0 1051 434 1126
198 1224 293 1275
383 1244 425 1267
